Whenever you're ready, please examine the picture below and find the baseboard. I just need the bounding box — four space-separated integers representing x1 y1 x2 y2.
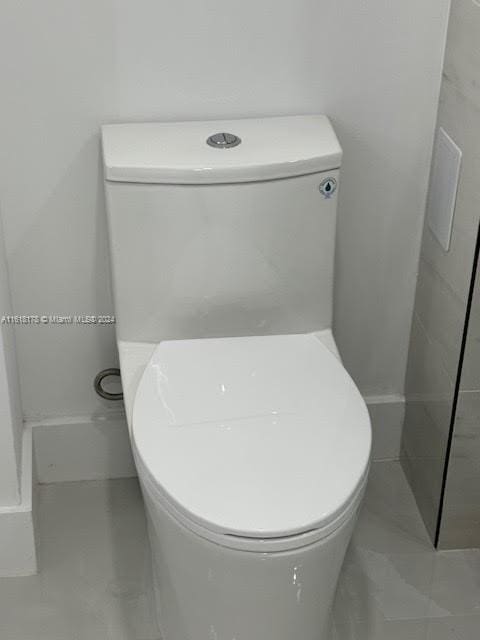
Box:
365 395 405 461
29 411 136 484
0 426 37 576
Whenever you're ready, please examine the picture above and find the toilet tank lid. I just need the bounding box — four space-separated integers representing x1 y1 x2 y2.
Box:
101 115 342 184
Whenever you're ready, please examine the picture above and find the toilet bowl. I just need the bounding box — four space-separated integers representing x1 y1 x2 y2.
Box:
130 332 371 640
102 114 372 639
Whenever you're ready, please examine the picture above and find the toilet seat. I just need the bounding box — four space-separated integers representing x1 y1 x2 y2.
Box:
132 333 371 551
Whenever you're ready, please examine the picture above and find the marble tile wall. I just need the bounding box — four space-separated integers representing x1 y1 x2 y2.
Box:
439 249 480 548
401 0 480 546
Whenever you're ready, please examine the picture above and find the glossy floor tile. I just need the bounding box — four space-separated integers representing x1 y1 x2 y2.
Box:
0 479 160 640
330 461 480 640
0 462 479 639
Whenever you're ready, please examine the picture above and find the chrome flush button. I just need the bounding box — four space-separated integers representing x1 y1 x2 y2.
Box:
319 177 337 198
206 132 242 148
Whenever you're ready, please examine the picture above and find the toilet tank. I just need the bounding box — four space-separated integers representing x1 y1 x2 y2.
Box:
102 115 342 343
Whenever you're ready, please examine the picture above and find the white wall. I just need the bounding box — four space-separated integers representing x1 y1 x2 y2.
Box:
0 209 37 577
0 0 450 422
0 211 22 504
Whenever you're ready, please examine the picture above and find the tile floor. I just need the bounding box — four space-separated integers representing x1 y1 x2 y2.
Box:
1 461 479 639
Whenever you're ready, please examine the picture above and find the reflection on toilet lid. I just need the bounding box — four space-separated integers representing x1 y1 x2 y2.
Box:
132 333 371 540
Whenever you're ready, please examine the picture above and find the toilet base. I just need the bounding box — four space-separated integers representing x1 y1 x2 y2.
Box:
141 481 360 640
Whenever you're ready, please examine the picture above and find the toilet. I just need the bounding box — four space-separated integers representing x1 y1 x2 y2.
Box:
102 115 371 640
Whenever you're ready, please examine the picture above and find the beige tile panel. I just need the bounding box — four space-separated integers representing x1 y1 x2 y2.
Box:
453 390 480 427
421 81 480 301
414 256 465 382
402 399 449 468
459 262 480 391
402 315 456 540
438 391 480 548
439 457 480 549
401 449 444 544
405 314 456 425
414 0 480 551
442 0 480 110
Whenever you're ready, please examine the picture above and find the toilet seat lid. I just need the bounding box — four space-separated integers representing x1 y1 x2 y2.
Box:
132 334 371 539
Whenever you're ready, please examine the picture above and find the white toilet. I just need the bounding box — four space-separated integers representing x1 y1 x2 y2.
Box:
102 115 371 640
